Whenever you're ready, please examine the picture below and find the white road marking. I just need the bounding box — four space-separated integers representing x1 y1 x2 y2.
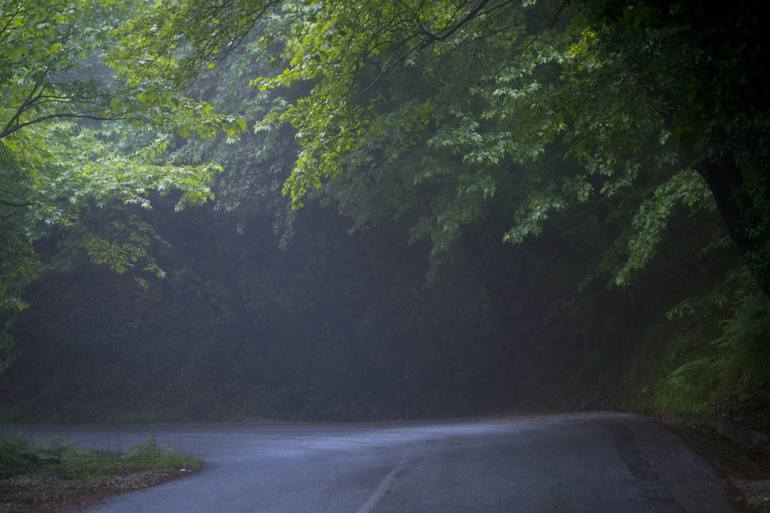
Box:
354 455 409 513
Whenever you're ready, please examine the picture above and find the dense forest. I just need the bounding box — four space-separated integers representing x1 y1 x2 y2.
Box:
1 0 769 428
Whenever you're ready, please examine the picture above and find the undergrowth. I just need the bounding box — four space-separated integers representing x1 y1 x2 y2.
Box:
621 267 770 433
0 435 201 486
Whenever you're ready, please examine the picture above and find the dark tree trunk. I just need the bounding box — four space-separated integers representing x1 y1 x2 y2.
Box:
698 151 770 298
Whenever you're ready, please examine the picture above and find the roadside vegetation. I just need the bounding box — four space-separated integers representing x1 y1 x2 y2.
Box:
619 278 770 433
0 435 201 512
0 0 768 435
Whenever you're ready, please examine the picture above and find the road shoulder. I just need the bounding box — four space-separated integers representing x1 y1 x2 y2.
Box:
659 418 770 513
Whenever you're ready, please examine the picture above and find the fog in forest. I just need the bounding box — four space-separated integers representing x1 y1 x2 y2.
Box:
1 0 768 431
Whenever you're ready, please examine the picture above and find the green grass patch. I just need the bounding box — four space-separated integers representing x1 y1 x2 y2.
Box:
0 434 201 487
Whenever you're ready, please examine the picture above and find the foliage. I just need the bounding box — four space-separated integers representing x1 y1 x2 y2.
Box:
0 0 265 365
233 1 694 279
179 24 300 246
1 0 769 427
0 434 200 484
0 434 41 477
193 0 764 298
622 266 770 431
3 0 767 318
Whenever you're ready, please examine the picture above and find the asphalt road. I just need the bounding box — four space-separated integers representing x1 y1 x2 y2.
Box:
7 413 738 513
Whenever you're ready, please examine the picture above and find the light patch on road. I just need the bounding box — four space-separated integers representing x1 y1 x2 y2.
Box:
355 455 410 513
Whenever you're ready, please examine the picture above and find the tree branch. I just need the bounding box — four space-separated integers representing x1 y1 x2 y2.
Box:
0 111 124 140
0 198 32 208
413 0 492 43
0 70 49 140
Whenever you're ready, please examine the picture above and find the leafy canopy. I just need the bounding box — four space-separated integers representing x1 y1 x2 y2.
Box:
243 0 718 283
0 0 274 350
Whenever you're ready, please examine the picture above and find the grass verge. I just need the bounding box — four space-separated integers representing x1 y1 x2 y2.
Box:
0 434 202 513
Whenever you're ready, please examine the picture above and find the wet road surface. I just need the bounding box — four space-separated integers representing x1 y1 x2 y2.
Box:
6 412 737 512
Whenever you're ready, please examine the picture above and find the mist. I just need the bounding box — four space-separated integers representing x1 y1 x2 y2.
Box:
1 1 769 512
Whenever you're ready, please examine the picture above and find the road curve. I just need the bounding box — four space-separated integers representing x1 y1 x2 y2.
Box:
6 413 737 512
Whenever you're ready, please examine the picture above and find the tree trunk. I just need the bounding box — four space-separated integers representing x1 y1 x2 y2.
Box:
698 151 770 298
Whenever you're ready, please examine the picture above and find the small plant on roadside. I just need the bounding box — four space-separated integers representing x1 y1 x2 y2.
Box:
0 434 41 477
0 435 201 486
0 435 202 513
122 437 201 471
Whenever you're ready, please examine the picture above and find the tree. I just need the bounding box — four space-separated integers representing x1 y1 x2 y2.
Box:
0 0 273 366
3 0 767 370
239 0 768 294
579 0 770 294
